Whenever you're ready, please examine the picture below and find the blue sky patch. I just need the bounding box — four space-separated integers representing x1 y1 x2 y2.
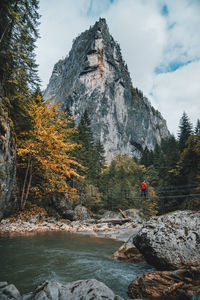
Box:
87 0 115 16
155 60 192 74
161 4 168 16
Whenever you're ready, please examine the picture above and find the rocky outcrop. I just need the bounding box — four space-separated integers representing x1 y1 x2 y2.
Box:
128 268 200 300
0 105 17 220
112 232 144 263
133 210 200 270
0 280 124 300
44 18 170 162
127 210 200 299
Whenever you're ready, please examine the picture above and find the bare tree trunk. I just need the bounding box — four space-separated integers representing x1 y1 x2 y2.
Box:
0 23 9 45
22 161 33 210
20 156 31 210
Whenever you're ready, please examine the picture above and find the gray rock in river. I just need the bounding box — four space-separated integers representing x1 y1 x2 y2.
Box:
0 281 21 299
24 279 124 300
133 210 200 270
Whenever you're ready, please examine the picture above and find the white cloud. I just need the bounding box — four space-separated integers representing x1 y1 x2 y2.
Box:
103 0 166 94
160 0 200 70
35 1 95 88
36 0 200 135
152 60 200 135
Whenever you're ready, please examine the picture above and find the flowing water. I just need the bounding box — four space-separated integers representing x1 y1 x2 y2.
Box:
0 231 155 298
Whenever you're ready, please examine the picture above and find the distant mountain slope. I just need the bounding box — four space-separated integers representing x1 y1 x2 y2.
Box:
44 18 170 162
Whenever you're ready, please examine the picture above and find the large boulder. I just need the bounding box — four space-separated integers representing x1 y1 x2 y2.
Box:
128 268 200 300
74 205 91 220
53 197 74 220
25 279 123 300
133 210 200 270
123 209 143 224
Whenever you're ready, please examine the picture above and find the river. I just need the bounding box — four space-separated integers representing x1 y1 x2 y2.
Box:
0 231 155 298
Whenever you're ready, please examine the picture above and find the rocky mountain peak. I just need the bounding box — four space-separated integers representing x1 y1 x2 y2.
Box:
44 19 170 163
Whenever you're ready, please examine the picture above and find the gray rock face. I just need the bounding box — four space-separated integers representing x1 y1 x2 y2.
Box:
133 210 200 270
44 18 170 162
26 279 123 300
0 111 17 220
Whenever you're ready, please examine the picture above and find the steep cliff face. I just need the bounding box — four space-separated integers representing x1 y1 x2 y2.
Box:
0 98 17 219
44 18 170 162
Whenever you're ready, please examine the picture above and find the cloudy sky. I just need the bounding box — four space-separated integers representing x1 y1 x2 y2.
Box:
36 0 200 136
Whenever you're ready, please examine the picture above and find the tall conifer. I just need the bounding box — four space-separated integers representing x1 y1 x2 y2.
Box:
195 119 200 135
0 0 40 96
178 112 193 152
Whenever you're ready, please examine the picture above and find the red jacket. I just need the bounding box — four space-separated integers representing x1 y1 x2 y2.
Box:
141 182 147 190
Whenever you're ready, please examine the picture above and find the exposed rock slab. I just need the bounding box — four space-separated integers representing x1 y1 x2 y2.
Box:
0 111 17 220
133 210 200 270
44 18 170 162
29 279 123 300
0 279 124 300
128 268 200 300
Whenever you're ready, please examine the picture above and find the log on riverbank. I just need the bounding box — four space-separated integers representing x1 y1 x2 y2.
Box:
96 218 132 225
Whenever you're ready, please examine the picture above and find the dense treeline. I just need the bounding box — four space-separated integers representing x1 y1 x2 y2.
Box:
71 109 200 216
0 1 199 217
139 112 200 213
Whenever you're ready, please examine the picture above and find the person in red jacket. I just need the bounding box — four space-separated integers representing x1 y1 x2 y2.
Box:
141 181 147 198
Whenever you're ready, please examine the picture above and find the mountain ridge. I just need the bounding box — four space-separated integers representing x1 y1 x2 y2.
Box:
44 18 170 162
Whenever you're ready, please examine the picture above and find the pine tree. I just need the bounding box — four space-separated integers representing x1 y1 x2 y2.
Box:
171 135 200 209
93 139 106 184
140 146 154 167
178 112 193 152
0 0 40 135
77 110 96 181
0 0 40 97
195 119 200 135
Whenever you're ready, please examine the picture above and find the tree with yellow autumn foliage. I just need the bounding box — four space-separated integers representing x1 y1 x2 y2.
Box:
17 97 82 210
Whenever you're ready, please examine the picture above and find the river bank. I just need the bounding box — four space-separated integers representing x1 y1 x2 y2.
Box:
1 209 199 299
0 207 142 242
